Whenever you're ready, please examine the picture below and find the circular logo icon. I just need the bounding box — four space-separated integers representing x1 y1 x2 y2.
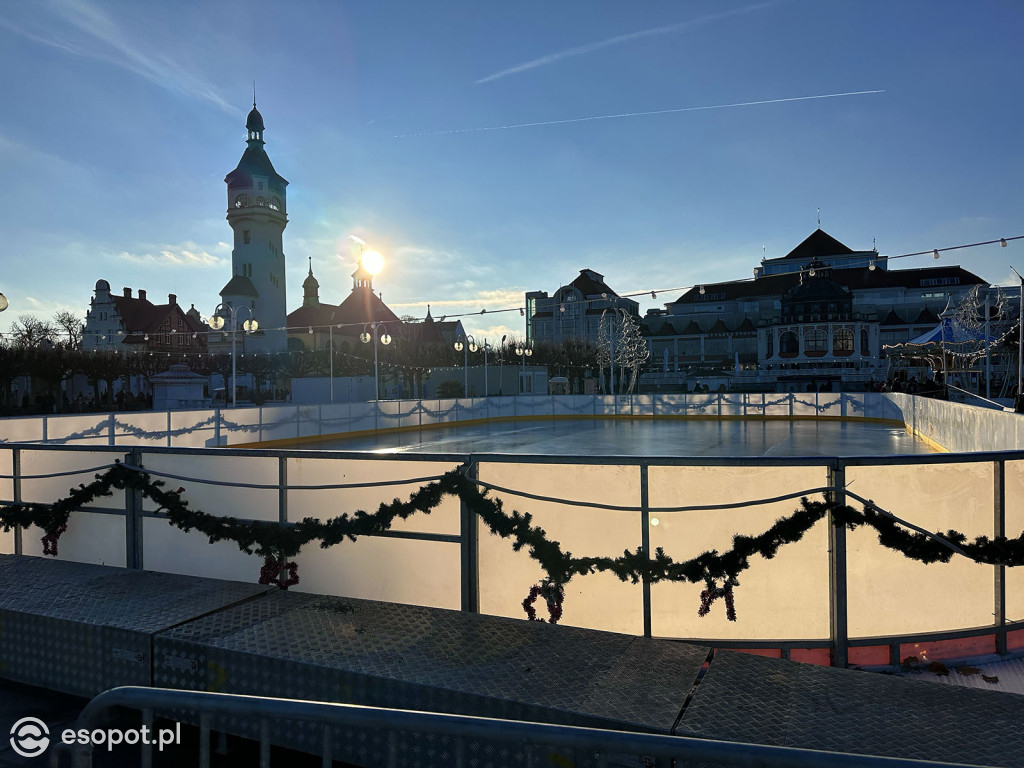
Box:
10 717 50 758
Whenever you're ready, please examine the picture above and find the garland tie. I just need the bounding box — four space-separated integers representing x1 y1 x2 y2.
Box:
258 555 300 589
698 576 738 622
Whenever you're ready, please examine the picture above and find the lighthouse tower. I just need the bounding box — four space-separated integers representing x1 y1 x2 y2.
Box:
219 101 288 352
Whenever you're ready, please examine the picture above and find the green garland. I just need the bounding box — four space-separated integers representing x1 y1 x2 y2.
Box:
2 462 1023 622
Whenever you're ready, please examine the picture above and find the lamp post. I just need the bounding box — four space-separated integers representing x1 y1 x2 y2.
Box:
498 334 507 395
454 334 477 396
208 304 258 408
360 322 392 401
482 339 492 396
514 342 533 395
0 293 8 313
1011 267 1024 410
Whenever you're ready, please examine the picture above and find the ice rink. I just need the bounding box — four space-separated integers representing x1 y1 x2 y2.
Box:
307 418 934 457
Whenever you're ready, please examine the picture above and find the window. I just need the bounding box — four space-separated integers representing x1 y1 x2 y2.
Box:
861 328 870 355
270 197 281 211
804 328 828 356
765 332 774 358
780 331 799 358
243 230 250 244
257 182 263 191
920 277 960 287
256 197 266 207
234 194 249 208
833 328 854 356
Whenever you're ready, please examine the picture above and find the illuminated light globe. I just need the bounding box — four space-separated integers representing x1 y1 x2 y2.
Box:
209 315 225 330
0 293 8 312
361 250 384 275
243 319 258 332
360 331 371 344
454 341 464 351
380 333 392 345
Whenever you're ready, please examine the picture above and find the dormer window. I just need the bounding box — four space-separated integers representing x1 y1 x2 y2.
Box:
256 197 266 207
234 194 249 208
257 182 263 191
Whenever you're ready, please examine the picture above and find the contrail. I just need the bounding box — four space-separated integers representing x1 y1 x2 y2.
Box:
475 2 775 85
393 90 886 139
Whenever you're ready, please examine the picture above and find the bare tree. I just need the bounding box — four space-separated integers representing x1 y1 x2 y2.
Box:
53 310 84 348
10 314 57 348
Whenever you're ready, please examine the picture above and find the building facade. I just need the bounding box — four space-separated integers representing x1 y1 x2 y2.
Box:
83 280 207 354
643 229 988 389
526 269 640 347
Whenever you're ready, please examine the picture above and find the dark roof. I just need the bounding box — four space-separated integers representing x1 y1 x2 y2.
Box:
671 265 986 304
333 287 401 327
569 269 617 298
220 274 259 298
735 317 756 332
783 276 852 304
915 307 939 325
225 146 288 192
681 320 702 335
881 310 905 326
708 319 730 334
781 229 855 260
114 298 207 349
287 303 340 329
246 106 265 133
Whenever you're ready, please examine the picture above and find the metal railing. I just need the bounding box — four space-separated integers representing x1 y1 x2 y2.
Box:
50 686 987 768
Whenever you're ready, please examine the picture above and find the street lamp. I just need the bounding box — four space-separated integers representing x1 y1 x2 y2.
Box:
514 341 533 395
1011 267 1023 411
208 303 258 408
360 322 392 401
498 334 507 395
0 293 8 312
454 334 477 396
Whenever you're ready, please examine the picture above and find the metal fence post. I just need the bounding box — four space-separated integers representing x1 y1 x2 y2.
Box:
214 408 222 446
124 449 144 570
827 461 849 668
109 413 116 446
279 456 289 525
12 448 22 556
640 464 652 638
460 462 480 614
994 459 1007 655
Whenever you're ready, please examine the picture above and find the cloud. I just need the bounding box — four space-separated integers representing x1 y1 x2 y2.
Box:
475 2 774 85
0 0 236 114
118 242 226 267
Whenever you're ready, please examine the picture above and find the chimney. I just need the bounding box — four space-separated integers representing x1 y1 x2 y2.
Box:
123 287 132 298
168 293 177 306
139 289 147 302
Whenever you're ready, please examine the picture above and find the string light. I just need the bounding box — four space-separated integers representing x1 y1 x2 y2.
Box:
933 249 940 260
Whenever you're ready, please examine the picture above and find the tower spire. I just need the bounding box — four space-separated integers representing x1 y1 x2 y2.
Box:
253 80 256 108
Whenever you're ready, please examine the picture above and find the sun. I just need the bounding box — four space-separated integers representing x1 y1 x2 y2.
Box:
361 250 384 275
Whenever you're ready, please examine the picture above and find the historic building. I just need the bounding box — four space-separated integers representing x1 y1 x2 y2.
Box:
83 280 207 353
217 101 289 353
643 229 988 389
526 269 640 347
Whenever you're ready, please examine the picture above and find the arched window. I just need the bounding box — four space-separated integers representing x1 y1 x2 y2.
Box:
804 328 827 357
765 331 774 358
833 328 854 356
269 197 281 211
256 197 267 207
780 331 799 358
234 194 249 208
861 328 870 356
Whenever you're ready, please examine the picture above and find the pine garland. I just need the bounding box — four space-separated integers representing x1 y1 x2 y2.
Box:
3 463 1024 622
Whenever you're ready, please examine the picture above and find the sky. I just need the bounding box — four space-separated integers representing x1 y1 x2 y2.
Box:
1 0 1023 344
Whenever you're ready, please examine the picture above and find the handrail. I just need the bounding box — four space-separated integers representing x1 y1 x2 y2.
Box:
945 384 1007 411
59 686 985 768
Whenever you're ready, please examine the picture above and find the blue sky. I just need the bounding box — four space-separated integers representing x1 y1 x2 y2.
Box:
1 0 1022 343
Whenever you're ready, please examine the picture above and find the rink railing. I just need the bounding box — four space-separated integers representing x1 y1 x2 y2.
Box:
0 392 904 448
3 429 1023 668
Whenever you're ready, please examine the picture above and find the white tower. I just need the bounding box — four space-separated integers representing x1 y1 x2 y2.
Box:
220 101 288 352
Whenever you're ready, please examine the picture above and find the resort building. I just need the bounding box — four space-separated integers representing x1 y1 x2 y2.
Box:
643 229 988 389
526 269 640 347
82 280 207 354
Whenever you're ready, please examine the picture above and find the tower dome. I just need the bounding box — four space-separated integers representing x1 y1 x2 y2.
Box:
302 258 320 308
246 105 265 134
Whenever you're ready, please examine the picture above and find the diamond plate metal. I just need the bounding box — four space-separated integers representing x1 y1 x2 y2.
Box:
678 649 1024 767
0 554 271 697
154 590 708 767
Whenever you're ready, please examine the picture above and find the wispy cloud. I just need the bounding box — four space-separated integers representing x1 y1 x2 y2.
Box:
475 2 774 85
0 0 236 114
396 90 885 138
118 241 227 268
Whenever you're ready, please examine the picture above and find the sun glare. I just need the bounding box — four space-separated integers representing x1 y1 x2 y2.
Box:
361 249 384 275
